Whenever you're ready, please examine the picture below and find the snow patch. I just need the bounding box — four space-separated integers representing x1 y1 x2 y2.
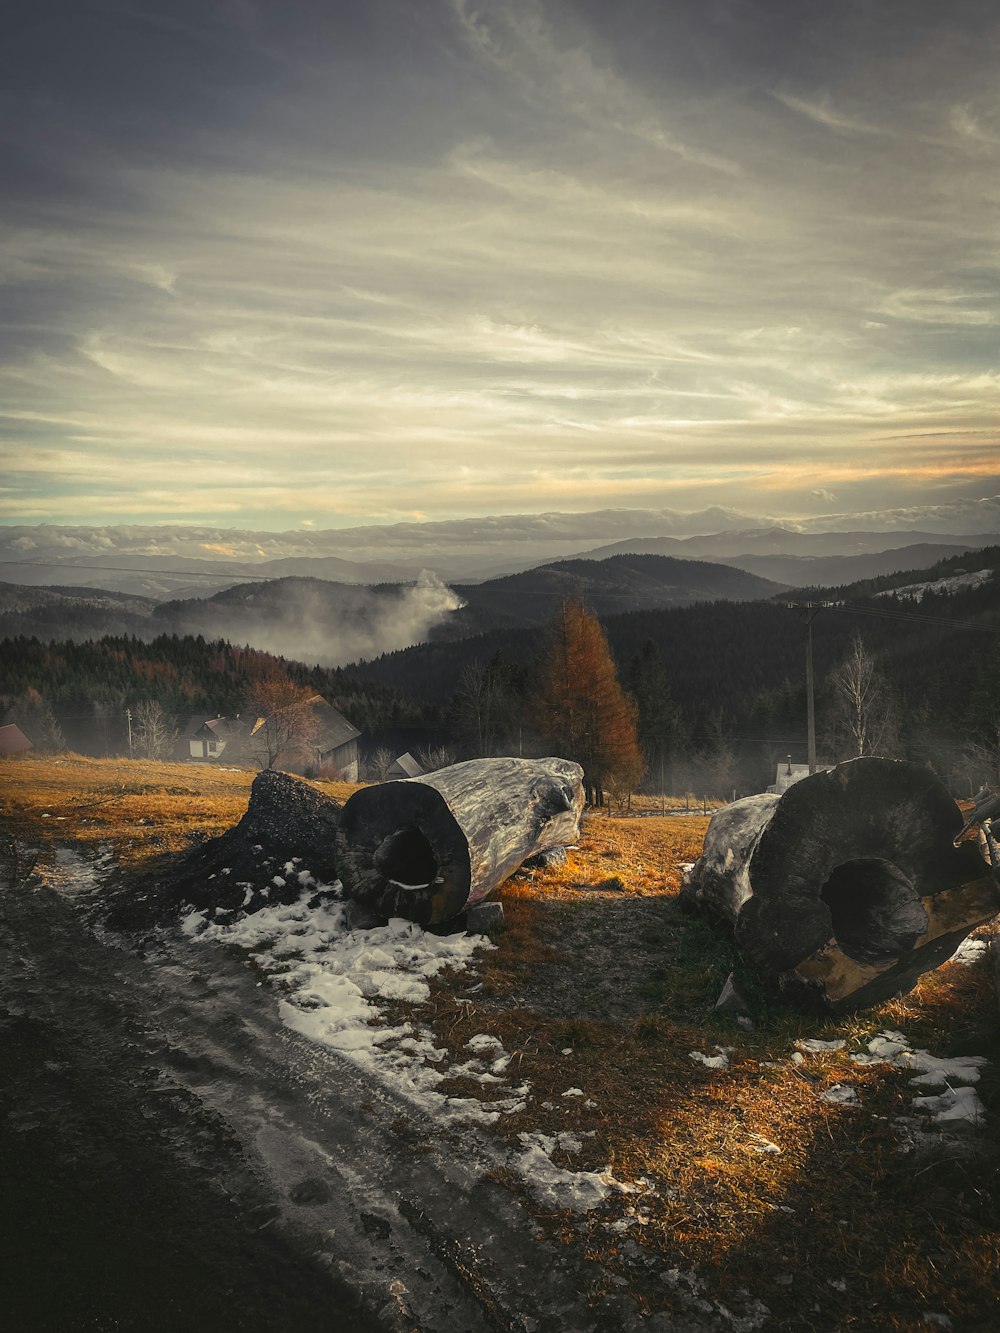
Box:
876 569 992 602
848 1030 989 1128
515 1133 617 1211
690 1046 734 1070
183 888 513 1125
912 1086 985 1126
820 1084 859 1106
795 1038 846 1054
948 936 988 966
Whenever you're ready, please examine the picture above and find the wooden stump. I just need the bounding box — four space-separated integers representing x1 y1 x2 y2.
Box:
337 757 584 925
681 758 1000 1011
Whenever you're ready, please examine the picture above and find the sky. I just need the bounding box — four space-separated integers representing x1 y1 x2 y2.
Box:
2 0 998 531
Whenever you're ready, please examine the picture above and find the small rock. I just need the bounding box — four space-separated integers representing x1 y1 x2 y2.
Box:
466 902 505 937
714 972 751 1016
525 846 568 868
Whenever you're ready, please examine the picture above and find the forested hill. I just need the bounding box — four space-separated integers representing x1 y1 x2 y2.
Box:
783 542 1000 602
437 554 783 638
353 562 1000 773
0 635 430 755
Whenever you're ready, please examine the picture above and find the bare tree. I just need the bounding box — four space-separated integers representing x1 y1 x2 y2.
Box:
830 632 898 759
454 657 512 757
365 746 394 782
132 699 178 761
962 709 1000 791
5 689 66 754
245 671 320 771
416 744 457 773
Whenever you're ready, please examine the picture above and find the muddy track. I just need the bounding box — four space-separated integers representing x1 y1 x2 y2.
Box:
0 841 631 1333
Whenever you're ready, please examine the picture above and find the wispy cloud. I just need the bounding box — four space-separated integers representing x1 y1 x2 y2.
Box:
770 91 884 136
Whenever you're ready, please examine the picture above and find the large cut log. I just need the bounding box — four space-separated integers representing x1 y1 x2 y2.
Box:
680 758 1000 1011
337 757 584 925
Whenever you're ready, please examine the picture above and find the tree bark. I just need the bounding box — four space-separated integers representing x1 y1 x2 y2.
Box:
680 758 1000 1011
337 757 584 925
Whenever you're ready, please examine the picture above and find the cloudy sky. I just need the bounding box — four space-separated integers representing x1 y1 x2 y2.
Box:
2 0 998 531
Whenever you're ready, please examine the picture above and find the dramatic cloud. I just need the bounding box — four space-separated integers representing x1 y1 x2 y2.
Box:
2 0 998 529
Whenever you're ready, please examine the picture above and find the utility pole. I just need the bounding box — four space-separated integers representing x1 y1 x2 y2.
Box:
805 604 818 773
126 706 133 758
783 602 823 773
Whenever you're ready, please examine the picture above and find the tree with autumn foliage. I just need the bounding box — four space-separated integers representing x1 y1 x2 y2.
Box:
532 599 645 805
245 668 320 771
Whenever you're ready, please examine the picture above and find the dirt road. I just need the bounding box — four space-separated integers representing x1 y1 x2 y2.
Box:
0 839 631 1333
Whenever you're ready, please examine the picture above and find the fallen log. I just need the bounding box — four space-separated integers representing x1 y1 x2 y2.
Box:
680 758 1000 1011
337 757 584 925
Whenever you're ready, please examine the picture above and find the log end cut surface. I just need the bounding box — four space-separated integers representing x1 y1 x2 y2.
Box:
686 758 1000 1011
337 757 584 925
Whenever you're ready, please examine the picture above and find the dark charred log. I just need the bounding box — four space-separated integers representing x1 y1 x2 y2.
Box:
106 769 342 928
337 757 584 925
680 758 1000 1011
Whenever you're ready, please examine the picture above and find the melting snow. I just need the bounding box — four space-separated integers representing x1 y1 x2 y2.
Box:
515 1133 616 1211
182 885 631 1210
690 1046 734 1069
848 1030 988 1127
948 937 989 966
748 1134 781 1155
912 1086 985 1126
182 888 517 1123
876 569 993 602
820 1084 859 1106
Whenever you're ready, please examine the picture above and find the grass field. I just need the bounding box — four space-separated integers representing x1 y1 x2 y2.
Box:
2 752 999 1329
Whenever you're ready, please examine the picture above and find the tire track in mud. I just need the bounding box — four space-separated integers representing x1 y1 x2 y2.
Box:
0 842 620 1332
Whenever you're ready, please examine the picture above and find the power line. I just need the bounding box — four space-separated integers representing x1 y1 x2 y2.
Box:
782 598 999 635
0 561 269 582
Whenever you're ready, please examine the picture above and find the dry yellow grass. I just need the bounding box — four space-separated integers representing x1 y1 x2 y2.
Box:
0 751 361 864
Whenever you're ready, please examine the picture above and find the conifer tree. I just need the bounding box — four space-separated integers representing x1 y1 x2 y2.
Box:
533 599 644 805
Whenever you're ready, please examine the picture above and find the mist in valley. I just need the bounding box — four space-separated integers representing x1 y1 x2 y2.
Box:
162 571 465 667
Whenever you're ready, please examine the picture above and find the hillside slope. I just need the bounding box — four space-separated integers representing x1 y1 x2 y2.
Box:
436 554 784 638
0 582 156 640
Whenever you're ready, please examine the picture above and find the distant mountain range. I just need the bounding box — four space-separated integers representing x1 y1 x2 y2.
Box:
5 539 1000 667
1 498 997 593
572 537 978 590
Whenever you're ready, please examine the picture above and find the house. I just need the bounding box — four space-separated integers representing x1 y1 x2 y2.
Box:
0 723 33 757
244 694 361 780
176 715 252 764
177 696 361 780
386 751 424 780
309 696 361 782
766 758 827 794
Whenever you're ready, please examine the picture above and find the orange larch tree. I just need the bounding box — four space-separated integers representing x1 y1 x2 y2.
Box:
533 599 645 805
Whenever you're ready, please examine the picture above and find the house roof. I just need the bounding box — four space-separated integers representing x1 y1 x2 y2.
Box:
245 694 360 754
0 723 33 756
311 696 361 753
203 716 251 742
774 763 810 781
389 751 424 778
178 715 214 741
